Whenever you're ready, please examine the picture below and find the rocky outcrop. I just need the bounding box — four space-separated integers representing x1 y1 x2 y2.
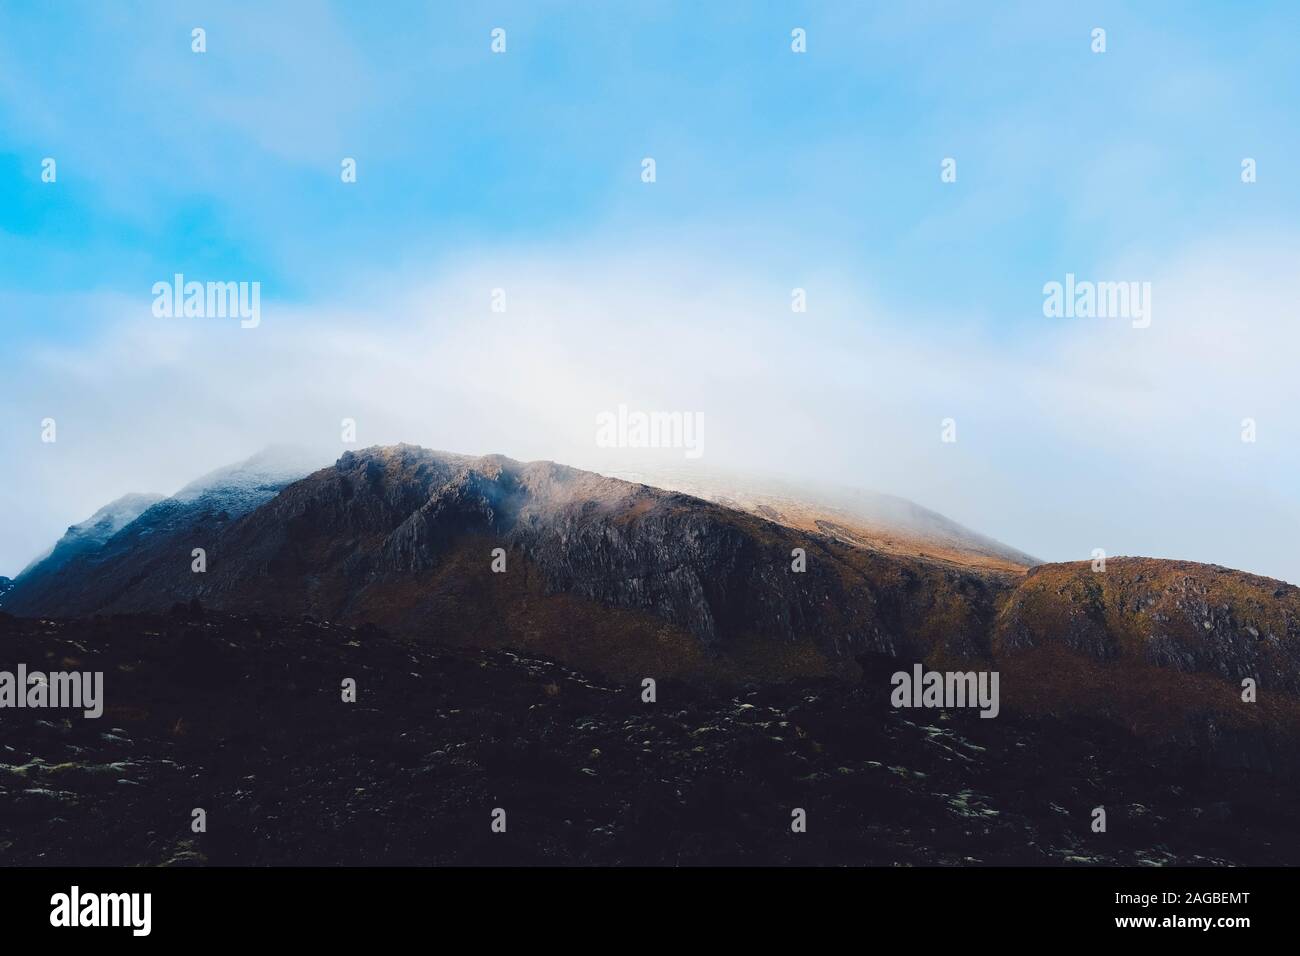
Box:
995 559 1300 695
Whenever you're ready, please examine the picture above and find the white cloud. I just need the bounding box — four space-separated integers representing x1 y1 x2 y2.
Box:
3 237 1297 583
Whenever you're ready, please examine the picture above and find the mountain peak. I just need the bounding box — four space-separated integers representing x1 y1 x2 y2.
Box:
175 444 331 503
15 490 166 581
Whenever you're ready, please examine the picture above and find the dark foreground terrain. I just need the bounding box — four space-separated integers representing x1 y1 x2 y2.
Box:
2 610 1296 866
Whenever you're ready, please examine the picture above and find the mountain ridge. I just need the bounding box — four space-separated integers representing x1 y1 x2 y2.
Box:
5 443 1298 769
13 491 165 581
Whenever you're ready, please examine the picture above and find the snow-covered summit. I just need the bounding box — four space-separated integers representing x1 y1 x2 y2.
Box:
16 491 165 580
171 444 331 516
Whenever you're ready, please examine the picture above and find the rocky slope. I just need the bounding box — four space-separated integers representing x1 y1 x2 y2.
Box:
3 446 326 618
987 558 1300 767
2 611 1295 866
12 491 164 582
608 464 1038 572
995 559 1300 693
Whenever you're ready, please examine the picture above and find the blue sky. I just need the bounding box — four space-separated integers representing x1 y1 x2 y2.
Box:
2 1 1299 581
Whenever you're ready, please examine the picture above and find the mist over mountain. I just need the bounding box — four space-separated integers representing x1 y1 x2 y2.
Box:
604 463 1040 572
168 444 332 510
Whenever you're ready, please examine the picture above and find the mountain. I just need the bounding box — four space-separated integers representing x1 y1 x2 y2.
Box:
3 445 327 618
5 445 1013 673
13 491 165 580
0 576 12 606
168 443 330 512
6 444 1299 767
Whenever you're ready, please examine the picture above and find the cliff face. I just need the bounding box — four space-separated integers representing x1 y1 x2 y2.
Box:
369 448 1009 667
